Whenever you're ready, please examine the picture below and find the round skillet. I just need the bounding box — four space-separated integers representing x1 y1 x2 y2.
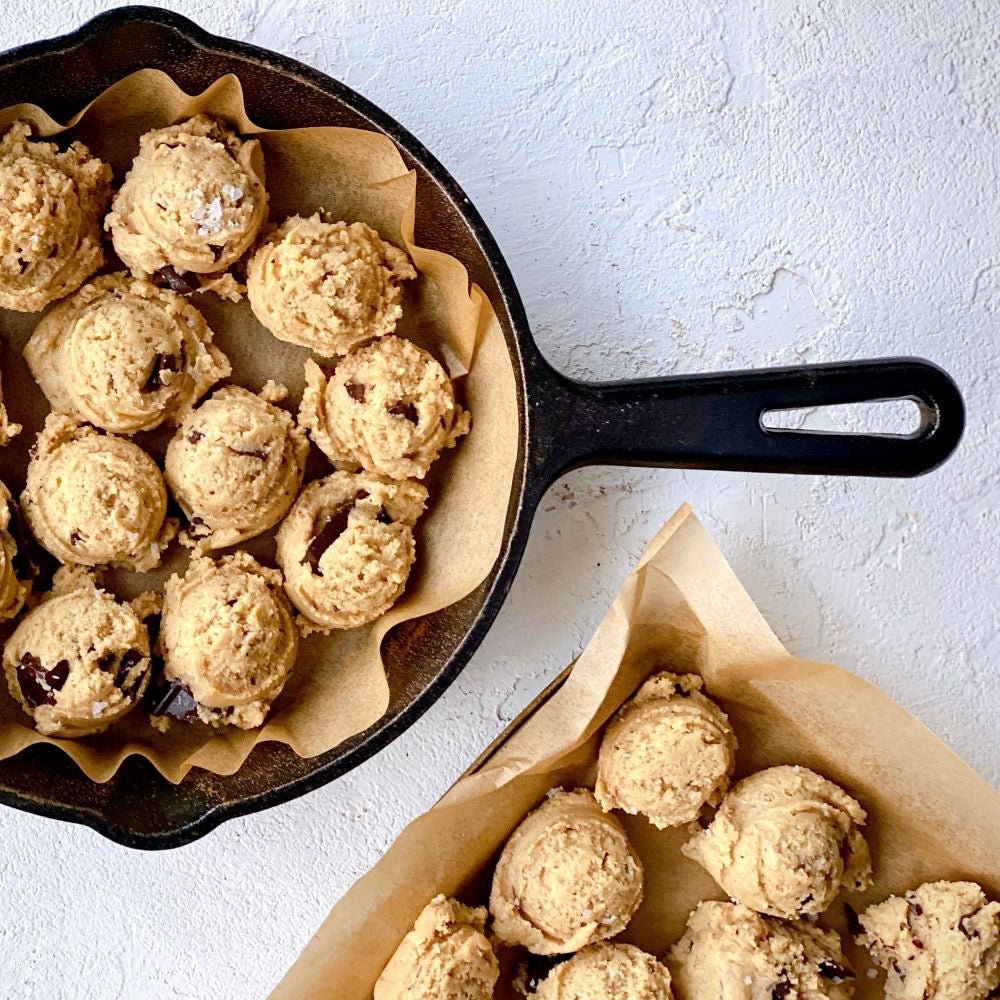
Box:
0 7 965 848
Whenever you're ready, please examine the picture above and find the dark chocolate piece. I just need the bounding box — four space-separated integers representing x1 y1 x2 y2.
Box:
387 400 418 423
228 446 268 461
188 430 204 445
344 381 366 402
147 678 200 720
116 649 147 696
818 961 852 980
772 982 792 999
375 506 393 525
15 652 70 709
141 352 180 393
302 502 353 575
153 265 198 295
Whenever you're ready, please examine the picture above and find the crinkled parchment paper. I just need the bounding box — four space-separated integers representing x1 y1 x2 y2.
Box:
271 506 1000 1000
0 70 518 782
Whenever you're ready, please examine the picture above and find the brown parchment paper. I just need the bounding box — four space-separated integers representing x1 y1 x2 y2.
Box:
272 505 1000 1000
0 71 518 782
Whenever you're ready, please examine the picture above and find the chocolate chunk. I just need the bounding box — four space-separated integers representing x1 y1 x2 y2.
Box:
209 244 225 262
188 430 204 445
772 982 793 999
302 502 353 576
356 489 369 500
344 381 366 402
375 506 393 525
15 652 69 709
912 938 924 949
146 678 200 720
97 652 117 673
672 682 691 697
189 516 211 538
153 265 198 295
387 400 418 423
69 530 82 546
141 352 180 393
907 896 924 919
228 446 268 461
844 902 864 938
818 961 852 980
959 914 981 939
6 500 35 580
116 649 147 695
801 893 814 908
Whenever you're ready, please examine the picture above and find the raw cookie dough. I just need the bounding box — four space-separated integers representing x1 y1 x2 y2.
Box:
669 901 855 1000
246 215 416 356
0 481 31 621
22 414 176 571
105 114 266 279
151 551 298 730
25 273 231 433
374 895 499 1000
595 671 736 829
0 121 111 312
856 880 1000 1000
489 788 644 955
165 385 308 550
682 765 872 919
536 943 674 1000
299 337 470 480
2 574 152 737
275 471 428 633
0 372 21 446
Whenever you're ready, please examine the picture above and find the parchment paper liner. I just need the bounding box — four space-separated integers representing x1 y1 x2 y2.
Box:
271 505 1000 1000
0 70 519 782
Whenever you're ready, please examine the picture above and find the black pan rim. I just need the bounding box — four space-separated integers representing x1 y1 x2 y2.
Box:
0 5 541 849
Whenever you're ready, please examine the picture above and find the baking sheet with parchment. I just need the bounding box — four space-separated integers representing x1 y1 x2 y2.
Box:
0 70 519 782
271 505 1000 1000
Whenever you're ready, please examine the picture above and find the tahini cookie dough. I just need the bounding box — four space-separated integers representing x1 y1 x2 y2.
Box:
246 215 415 356
25 273 231 433
535 943 673 1000
0 121 111 312
275 471 427 633
682 765 872 919
299 337 470 480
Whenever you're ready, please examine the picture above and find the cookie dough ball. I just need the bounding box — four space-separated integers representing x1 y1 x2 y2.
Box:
106 114 266 279
276 471 427 633
595 671 736 829
856 881 1000 1000
536 943 673 1000
0 482 32 621
374 895 499 1000
0 121 111 312
25 274 231 433
489 788 644 955
669 901 855 1000
299 338 470 480
246 215 416 356
151 551 298 730
0 372 21 446
165 385 308 550
3 576 151 737
682 765 872 919
22 414 176 572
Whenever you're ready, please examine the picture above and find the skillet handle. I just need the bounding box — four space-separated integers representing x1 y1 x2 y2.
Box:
527 356 965 487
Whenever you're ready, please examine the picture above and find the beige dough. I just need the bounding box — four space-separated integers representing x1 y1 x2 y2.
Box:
0 480 31 621
374 895 499 1000
165 385 308 550
536 943 674 1000
489 788 644 955
25 273 231 433
0 372 21 446
22 414 176 571
299 337 470 480
682 765 872 918
153 551 298 730
106 114 266 279
0 121 111 312
246 214 416 356
2 573 152 737
669 900 855 1000
595 671 736 829
856 881 1000 1000
275 471 427 633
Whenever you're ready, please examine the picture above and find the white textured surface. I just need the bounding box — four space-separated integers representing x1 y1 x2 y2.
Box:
1 1 997 997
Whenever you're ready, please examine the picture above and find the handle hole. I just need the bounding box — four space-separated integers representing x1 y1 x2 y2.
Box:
761 399 923 435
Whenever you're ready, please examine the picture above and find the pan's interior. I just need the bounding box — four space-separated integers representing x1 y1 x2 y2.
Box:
0 9 530 846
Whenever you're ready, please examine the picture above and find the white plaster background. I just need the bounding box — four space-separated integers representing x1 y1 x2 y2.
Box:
0 1 997 996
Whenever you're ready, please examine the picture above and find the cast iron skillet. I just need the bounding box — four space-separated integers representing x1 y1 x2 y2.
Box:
0 8 964 848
